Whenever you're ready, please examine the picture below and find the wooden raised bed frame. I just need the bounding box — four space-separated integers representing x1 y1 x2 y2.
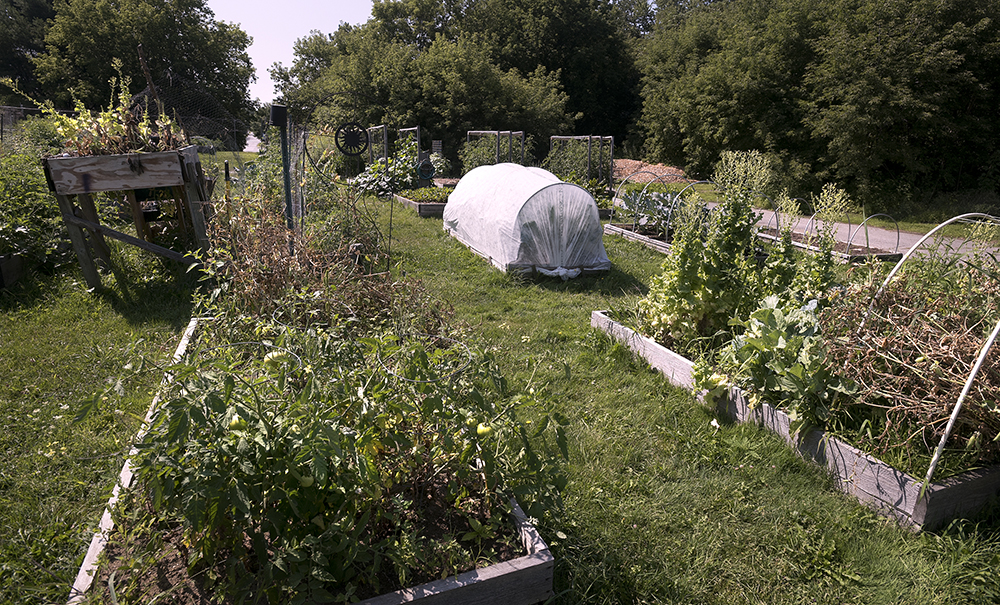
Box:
591 310 1000 531
395 193 446 218
69 318 553 605
42 145 211 289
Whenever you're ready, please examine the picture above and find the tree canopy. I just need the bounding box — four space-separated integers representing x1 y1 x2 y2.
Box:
273 0 644 162
30 0 255 124
640 0 1000 208
0 0 55 104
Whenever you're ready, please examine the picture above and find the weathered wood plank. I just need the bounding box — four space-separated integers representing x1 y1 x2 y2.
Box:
124 190 152 241
54 193 102 288
179 147 210 250
74 193 112 265
394 194 446 218
44 151 185 195
590 310 695 389
64 215 197 265
603 224 672 255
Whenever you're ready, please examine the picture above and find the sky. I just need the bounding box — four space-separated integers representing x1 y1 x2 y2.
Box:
206 0 375 104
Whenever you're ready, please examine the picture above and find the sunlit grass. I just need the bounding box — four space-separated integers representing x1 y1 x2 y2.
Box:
0 244 196 603
377 197 1000 604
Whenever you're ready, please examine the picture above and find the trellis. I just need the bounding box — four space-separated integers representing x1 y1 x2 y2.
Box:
467 130 526 165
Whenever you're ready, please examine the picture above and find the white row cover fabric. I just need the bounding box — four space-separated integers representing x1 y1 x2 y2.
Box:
443 163 611 277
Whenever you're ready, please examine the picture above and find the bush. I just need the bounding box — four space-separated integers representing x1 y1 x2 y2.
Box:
355 136 419 197
0 152 66 268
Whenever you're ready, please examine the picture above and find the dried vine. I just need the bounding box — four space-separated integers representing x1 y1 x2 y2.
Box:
820 263 1000 472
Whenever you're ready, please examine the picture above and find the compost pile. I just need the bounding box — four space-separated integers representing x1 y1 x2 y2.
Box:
820 264 1000 469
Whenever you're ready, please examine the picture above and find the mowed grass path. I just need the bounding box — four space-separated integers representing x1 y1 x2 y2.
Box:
0 255 195 604
377 197 1000 605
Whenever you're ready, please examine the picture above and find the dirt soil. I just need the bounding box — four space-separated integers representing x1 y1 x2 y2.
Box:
613 159 688 183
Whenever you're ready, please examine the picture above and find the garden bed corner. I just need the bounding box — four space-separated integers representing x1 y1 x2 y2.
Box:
591 310 1000 531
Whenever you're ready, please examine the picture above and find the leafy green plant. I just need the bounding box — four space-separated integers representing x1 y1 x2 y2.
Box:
638 151 767 351
2 59 183 156
794 183 855 299
703 296 856 435
0 152 66 267
128 327 567 603
355 135 419 197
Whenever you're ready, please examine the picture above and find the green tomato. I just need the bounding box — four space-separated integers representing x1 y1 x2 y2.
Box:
229 414 247 431
299 475 315 488
477 422 493 437
263 350 291 368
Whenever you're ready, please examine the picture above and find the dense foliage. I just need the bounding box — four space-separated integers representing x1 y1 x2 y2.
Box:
3 0 255 130
640 0 1000 212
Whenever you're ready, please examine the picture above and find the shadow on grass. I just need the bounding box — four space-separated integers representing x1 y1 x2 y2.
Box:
0 258 198 332
96 259 199 331
520 265 651 298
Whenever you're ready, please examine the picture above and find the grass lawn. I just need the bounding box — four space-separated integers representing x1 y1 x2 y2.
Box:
4 193 1000 604
0 247 197 604
377 197 1000 604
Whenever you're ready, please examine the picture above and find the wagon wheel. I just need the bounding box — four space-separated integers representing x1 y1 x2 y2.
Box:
335 122 369 157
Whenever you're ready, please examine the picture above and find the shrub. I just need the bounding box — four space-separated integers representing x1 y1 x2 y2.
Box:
0 152 66 268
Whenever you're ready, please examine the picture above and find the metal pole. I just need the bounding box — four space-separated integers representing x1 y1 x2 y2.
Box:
270 104 294 254
588 136 593 181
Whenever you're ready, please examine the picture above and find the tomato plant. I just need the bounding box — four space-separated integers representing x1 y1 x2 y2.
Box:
130 327 568 603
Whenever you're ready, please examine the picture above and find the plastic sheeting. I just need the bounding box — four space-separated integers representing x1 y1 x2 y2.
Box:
443 163 611 276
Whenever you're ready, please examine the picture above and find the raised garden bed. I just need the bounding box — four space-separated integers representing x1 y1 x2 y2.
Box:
603 223 671 254
42 145 210 289
590 310 1000 531
604 222 901 262
69 320 555 605
395 193 447 218
756 229 902 263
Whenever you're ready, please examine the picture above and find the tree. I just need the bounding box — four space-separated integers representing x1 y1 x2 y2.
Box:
370 0 466 49
410 34 574 162
640 0 822 185
33 0 254 123
0 0 55 104
803 0 1000 205
272 24 574 168
461 0 641 141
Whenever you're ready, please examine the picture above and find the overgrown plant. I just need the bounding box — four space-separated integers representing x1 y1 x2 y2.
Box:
794 183 854 299
355 135 419 197
127 325 568 603
458 133 529 174
0 151 66 266
699 296 857 435
542 138 613 188
638 151 768 352
1 60 183 156
819 256 1000 477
